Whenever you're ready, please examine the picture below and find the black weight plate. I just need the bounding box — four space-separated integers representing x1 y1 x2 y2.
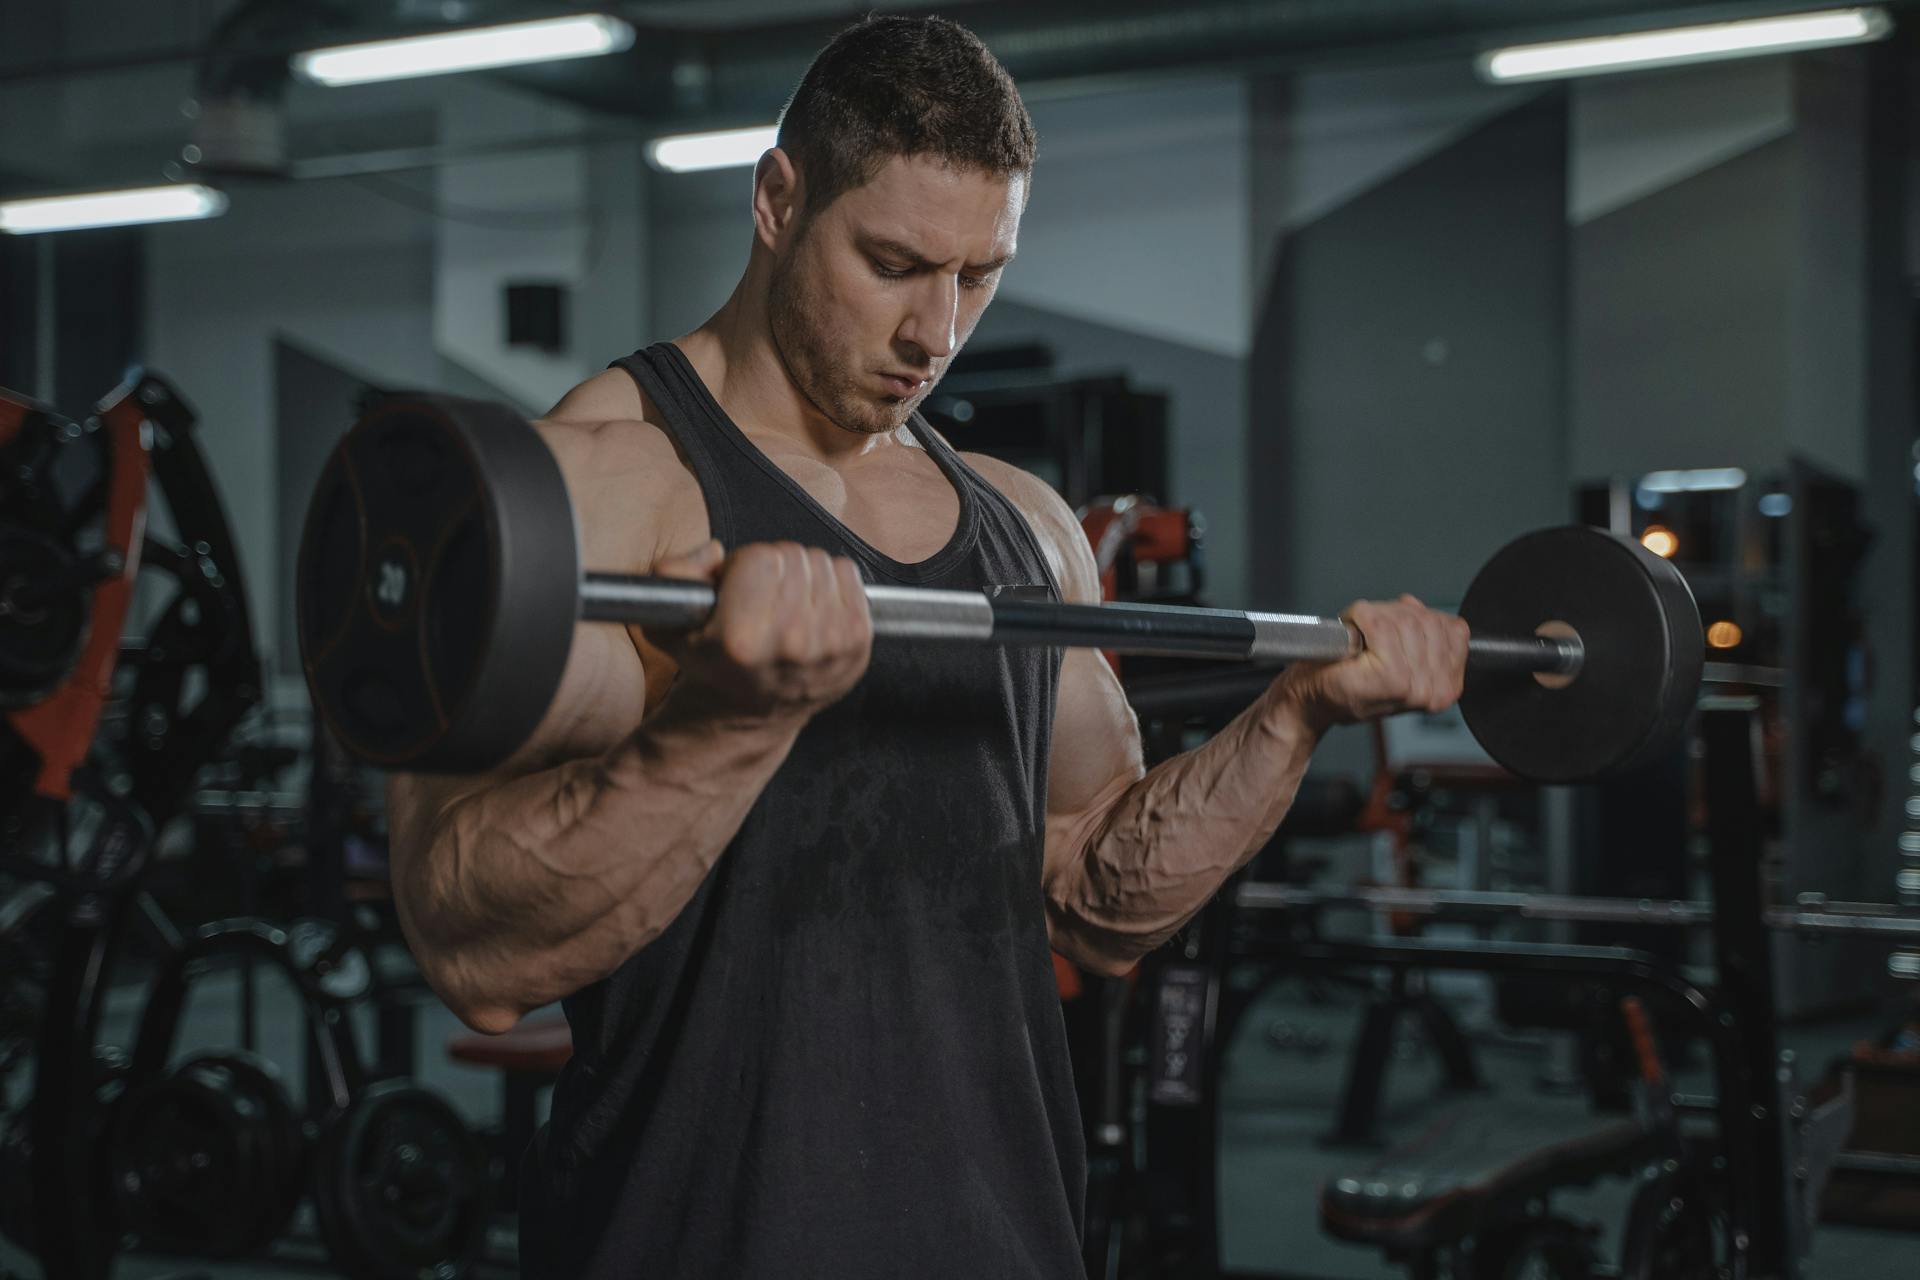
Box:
0 526 91 708
182 1051 307 1244
110 1055 298 1256
296 397 579 773
314 1081 488 1280
1458 527 1703 783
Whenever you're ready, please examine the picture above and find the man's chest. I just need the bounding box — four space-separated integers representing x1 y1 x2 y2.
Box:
750 436 963 565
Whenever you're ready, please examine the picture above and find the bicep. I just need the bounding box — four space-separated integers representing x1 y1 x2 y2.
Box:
386 417 659 876
1039 538 1146 959
1045 647 1144 843
1018 477 1143 851
958 450 1146 865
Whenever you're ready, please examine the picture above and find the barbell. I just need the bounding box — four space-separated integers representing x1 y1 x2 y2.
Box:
295 396 1704 781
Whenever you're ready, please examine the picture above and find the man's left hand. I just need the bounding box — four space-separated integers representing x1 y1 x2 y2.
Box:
1280 595 1470 730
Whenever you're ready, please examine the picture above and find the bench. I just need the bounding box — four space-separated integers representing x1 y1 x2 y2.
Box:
1320 1095 1659 1276
446 1014 573 1210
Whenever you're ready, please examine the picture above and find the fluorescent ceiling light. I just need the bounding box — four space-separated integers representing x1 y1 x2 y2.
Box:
1638 467 1748 494
0 183 228 235
647 125 779 173
293 14 634 87
1479 7 1891 83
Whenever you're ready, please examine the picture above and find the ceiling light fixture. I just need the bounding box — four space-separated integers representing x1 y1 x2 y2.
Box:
293 14 635 87
646 125 780 173
1478 7 1891 83
1638 467 1748 494
0 183 229 235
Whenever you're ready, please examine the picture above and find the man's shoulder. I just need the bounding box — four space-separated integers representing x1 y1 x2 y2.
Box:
956 449 1099 603
958 449 1056 515
537 369 683 478
545 365 648 426
536 370 706 564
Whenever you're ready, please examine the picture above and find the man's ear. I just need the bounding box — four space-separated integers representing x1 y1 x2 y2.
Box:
752 147 805 252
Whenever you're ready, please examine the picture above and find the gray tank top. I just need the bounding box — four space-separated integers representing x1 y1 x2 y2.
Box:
518 342 1085 1278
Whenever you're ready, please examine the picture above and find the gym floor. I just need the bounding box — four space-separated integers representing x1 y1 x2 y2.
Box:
5 958 1913 1280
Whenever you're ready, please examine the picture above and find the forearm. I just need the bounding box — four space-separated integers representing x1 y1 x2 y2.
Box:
1048 675 1326 971
404 687 799 1030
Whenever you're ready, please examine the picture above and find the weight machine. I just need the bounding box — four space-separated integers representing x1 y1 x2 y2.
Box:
0 373 487 1280
1095 674 1914 1280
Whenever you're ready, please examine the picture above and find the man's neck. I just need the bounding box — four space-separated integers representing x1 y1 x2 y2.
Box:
679 271 897 467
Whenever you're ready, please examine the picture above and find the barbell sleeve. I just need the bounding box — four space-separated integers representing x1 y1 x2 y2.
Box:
578 573 1585 676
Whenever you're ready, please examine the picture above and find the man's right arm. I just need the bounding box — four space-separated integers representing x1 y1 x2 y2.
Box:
391 676 808 1034
386 414 871 1033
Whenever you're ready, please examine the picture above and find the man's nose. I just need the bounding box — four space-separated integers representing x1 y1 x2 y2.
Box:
898 273 957 361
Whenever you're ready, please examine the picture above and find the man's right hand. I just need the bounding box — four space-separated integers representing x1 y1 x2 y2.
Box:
652 540 874 723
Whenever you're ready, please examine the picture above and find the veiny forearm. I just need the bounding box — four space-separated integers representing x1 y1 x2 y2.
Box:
1049 678 1326 971
403 689 799 1030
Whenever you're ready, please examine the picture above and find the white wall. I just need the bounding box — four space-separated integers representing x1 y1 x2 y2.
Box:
1569 56 1793 226
1013 82 1253 602
433 81 648 412
1004 80 1251 359
1267 60 1531 261
143 178 441 663
1566 51 1873 485
648 166 750 343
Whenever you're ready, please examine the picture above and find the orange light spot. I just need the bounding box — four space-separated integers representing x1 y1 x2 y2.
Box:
1640 526 1678 559
1706 620 1743 649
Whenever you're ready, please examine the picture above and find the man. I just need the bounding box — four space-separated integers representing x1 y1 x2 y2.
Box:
388 14 1467 1277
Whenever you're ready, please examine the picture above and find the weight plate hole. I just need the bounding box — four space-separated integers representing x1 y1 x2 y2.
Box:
1533 619 1580 691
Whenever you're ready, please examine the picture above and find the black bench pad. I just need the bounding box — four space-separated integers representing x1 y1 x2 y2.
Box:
1320 1096 1656 1252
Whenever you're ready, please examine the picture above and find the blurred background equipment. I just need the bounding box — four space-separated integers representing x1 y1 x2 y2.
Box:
0 374 490 1280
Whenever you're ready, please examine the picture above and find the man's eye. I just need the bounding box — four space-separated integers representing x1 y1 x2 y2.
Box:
872 260 911 279
960 274 991 291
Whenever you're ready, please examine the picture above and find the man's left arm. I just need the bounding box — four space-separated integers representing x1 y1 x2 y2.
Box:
976 461 1468 976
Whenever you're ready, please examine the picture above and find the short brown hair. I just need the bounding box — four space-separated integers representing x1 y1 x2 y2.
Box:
776 14 1036 216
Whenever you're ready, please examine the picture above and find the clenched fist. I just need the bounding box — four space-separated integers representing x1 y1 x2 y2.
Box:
1283 594 1470 729
652 540 873 723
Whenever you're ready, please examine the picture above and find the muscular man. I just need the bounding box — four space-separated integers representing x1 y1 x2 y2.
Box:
388 15 1467 1277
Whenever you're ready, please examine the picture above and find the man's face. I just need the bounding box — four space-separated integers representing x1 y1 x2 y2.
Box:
767 154 1023 436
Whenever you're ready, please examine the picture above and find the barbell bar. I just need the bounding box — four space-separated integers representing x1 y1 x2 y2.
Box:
296 395 1704 780
578 573 1585 672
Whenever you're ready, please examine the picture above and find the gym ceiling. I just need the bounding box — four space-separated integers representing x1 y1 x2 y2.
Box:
5 1 1912 198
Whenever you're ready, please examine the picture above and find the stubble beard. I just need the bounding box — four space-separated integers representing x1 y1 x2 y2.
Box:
767 244 921 438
